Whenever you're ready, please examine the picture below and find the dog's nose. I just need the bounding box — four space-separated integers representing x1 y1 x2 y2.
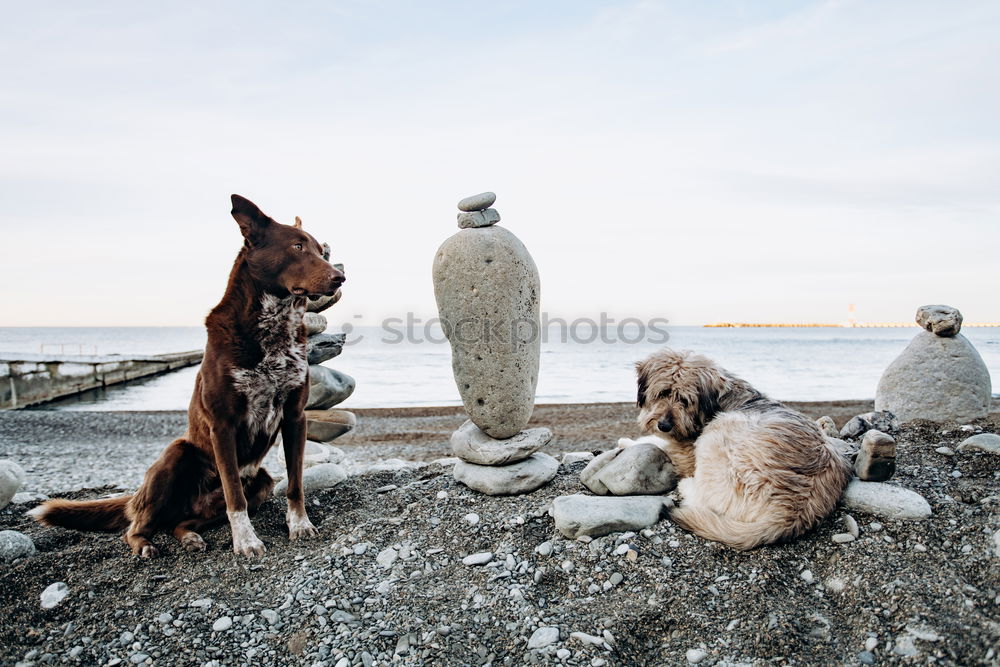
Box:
657 417 673 433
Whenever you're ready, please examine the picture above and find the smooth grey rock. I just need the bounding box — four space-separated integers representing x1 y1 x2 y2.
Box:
212 616 233 632
841 480 931 520
306 366 355 410
273 463 347 496
826 436 858 462
916 304 962 337
550 494 669 538
307 333 345 365
957 432 1000 454
462 551 493 565
458 192 497 212
528 626 560 649
562 451 595 466
816 416 839 438
0 459 26 510
275 441 344 470
855 430 896 481
580 444 677 496
303 312 328 336
839 411 899 439
0 530 36 562
433 225 541 439
453 453 558 496
450 419 551 465
875 331 991 423
305 409 356 443
40 582 69 609
457 208 501 229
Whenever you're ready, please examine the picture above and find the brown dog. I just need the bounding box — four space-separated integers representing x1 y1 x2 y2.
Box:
30 195 345 557
634 349 849 550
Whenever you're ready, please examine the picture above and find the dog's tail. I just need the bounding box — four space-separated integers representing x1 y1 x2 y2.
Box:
28 495 131 532
670 505 790 551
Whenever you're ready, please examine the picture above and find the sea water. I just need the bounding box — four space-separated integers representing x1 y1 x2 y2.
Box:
2 325 998 411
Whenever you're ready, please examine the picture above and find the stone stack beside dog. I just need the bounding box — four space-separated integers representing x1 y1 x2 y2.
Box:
875 304 992 423
434 192 558 496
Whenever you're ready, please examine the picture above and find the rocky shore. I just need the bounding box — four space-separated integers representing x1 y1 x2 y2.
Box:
0 403 998 665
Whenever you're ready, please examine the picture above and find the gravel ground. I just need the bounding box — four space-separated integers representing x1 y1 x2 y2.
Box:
1 412 999 666
0 401 885 494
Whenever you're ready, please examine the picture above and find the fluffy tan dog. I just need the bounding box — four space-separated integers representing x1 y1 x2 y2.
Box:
634 349 850 550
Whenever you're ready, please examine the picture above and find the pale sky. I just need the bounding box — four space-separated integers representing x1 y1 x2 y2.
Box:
1 0 997 327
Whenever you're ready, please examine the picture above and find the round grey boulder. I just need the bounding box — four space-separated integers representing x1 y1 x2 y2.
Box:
0 530 36 562
433 225 540 439
453 453 558 496
457 191 497 212
916 304 962 337
306 366 355 410
450 419 551 465
580 443 677 495
875 331 991 423
0 460 26 510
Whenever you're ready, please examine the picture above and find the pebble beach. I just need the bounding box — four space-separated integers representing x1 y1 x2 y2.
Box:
1 402 999 666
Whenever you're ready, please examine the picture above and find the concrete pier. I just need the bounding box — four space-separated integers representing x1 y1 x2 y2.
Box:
0 350 203 409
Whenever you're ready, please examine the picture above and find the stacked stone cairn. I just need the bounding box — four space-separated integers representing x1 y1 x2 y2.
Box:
273 248 355 494
433 192 558 495
875 304 992 423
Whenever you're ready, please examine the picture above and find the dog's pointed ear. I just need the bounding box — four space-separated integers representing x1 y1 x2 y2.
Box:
231 195 271 243
635 361 649 408
293 216 303 229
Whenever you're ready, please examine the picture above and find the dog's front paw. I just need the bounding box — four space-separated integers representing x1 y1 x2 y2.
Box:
287 512 318 541
232 533 266 557
617 437 638 449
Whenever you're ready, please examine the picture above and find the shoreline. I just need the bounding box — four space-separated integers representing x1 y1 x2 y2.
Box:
2 400 999 494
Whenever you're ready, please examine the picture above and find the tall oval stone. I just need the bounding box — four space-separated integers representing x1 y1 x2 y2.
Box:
875 331 991 423
433 225 540 439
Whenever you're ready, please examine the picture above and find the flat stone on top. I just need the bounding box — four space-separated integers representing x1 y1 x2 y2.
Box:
457 191 496 212
450 419 551 465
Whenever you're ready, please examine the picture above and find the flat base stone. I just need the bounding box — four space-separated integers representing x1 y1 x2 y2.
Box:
453 453 558 496
550 494 670 538
451 420 551 465
841 480 931 521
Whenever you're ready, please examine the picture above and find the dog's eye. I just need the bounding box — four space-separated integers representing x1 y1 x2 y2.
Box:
292 243 303 251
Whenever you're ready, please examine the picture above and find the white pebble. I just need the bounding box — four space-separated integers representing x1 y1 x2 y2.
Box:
462 552 493 566
800 569 814 584
464 512 480 526
935 446 955 456
686 648 708 664
436 490 448 499
212 616 232 632
825 577 846 593
864 636 878 651
844 515 859 538
40 582 69 609
832 533 856 543
535 541 553 557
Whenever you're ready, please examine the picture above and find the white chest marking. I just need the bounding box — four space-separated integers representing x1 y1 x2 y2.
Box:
231 294 307 438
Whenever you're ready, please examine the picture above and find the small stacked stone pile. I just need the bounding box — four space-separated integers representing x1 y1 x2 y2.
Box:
433 192 559 496
875 304 992 423
271 251 355 494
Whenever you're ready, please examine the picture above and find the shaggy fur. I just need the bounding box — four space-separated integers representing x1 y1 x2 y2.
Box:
634 348 850 550
30 195 345 558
